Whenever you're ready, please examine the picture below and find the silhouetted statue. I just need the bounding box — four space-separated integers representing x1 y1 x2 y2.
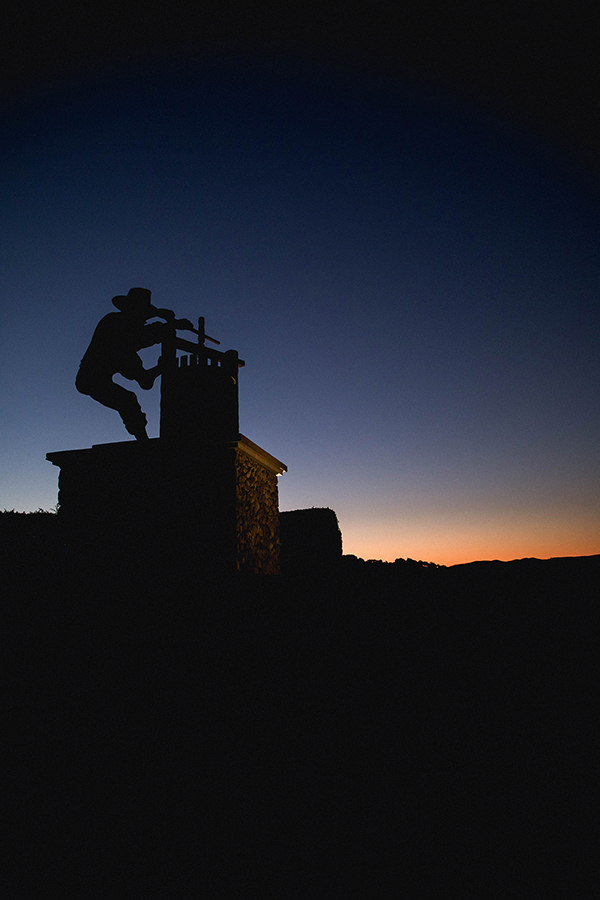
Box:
76 287 194 439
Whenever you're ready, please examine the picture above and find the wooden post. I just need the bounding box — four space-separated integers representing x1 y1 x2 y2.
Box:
159 322 178 438
161 321 178 371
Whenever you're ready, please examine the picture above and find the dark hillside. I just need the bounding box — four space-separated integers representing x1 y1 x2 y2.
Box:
3 512 598 896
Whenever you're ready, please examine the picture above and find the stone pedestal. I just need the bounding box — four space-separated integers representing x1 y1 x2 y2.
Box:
50 317 286 575
47 434 286 575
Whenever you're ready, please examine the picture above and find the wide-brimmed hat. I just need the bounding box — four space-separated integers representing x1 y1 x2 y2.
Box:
112 287 157 314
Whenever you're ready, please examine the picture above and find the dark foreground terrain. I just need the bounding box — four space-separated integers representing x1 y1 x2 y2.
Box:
4 515 598 897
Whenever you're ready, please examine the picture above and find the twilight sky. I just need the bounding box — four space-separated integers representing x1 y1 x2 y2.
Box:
2 6 599 564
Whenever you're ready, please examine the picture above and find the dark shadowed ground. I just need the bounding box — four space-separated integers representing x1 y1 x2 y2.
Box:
3 513 598 896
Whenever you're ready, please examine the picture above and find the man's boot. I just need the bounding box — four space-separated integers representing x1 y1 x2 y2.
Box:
123 409 149 440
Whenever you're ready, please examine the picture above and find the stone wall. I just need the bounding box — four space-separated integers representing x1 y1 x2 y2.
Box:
234 447 281 575
49 440 233 574
48 436 285 577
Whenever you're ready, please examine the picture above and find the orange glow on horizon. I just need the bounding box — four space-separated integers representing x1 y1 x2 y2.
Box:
339 513 600 566
344 542 600 568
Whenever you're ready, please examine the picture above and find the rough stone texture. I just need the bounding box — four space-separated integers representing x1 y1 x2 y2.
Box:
48 436 284 577
235 449 281 575
279 507 343 574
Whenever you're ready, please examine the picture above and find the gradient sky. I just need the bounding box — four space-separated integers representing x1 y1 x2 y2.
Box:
2 46 599 564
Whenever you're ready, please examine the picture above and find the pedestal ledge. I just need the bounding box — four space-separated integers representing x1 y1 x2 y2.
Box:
47 434 287 475
46 438 161 467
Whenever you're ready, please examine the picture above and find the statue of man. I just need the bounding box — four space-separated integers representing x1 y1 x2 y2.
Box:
76 287 193 440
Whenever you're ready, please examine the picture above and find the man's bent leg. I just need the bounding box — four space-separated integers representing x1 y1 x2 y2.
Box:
106 384 149 439
119 354 161 391
76 372 149 440
120 403 149 440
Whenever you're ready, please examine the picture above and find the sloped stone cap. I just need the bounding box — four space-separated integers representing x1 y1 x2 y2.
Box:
230 434 287 476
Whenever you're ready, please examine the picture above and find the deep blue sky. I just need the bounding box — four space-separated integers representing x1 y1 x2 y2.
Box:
2 53 599 563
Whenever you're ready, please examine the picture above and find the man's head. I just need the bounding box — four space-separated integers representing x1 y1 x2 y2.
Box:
112 287 157 319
